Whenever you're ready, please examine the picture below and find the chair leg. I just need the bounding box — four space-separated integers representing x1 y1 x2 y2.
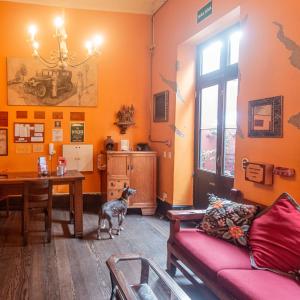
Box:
23 207 28 246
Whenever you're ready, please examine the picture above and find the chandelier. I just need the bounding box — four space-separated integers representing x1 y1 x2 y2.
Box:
28 16 103 69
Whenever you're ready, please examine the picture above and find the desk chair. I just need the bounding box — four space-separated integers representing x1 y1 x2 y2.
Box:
22 180 53 246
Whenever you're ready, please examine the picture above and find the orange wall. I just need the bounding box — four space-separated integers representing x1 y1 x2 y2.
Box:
0 1 151 193
151 0 300 205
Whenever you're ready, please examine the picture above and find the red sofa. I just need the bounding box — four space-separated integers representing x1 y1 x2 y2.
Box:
167 209 300 300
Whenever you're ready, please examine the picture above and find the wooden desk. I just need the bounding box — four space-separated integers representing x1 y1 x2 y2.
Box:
0 170 85 238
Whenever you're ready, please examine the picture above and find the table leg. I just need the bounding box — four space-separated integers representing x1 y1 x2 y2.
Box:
69 183 74 224
74 179 83 238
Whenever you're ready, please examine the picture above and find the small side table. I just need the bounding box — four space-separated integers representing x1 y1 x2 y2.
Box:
106 254 190 300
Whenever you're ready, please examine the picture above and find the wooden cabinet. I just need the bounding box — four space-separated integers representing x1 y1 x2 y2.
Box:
98 151 157 215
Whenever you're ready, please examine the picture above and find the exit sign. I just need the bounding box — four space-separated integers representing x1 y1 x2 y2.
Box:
197 1 212 23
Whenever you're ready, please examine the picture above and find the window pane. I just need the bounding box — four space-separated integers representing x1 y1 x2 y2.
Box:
200 129 217 173
223 79 238 177
199 85 218 173
223 129 236 177
229 31 242 65
225 79 238 128
200 85 218 129
201 41 222 75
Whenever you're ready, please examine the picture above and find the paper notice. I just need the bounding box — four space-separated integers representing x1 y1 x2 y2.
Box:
35 124 44 133
31 136 43 142
52 129 63 142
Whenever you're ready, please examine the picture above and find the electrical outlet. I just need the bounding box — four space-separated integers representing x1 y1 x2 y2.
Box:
163 151 167 158
168 151 172 159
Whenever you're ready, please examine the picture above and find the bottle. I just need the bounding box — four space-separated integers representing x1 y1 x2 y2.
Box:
104 136 114 151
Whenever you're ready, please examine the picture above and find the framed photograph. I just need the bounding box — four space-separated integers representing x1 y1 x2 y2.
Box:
153 91 169 122
54 120 61 128
71 123 84 142
0 128 8 156
248 96 283 138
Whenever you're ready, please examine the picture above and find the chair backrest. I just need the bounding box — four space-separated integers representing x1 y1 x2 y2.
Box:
24 180 53 203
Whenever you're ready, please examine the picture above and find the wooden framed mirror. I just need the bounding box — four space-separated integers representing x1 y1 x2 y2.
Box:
248 96 283 137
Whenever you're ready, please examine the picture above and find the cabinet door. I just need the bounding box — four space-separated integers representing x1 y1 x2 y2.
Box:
129 154 156 207
77 145 93 171
62 145 79 170
107 154 130 178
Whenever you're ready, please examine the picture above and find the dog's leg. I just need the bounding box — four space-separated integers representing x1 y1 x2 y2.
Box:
108 217 114 239
118 213 125 232
97 214 102 240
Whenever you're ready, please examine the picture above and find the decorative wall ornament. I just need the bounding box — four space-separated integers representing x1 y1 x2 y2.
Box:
273 167 295 178
114 105 135 134
248 96 283 138
7 58 98 107
288 112 300 129
0 129 8 156
160 73 184 102
273 22 300 70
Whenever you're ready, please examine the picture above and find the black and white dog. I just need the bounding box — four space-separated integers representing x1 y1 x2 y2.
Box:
97 187 136 239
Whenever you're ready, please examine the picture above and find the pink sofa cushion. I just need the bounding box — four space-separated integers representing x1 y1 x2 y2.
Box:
218 269 300 300
249 193 300 280
174 229 251 279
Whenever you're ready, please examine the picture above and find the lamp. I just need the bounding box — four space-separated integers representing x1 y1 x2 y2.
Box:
28 16 103 69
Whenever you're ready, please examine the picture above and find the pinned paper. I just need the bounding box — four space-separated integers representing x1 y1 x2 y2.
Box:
52 129 63 142
32 144 44 153
16 144 32 154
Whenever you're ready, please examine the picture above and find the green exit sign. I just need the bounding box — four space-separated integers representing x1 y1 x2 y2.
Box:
197 1 213 23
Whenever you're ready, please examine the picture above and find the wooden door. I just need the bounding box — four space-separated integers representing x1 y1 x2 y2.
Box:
107 153 130 178
129 154 156 212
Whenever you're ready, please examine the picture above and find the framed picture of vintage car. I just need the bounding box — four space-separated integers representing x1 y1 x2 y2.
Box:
0 128 8 156
248 96 283 137
153 91 169 122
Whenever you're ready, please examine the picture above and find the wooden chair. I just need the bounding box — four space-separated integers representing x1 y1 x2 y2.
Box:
22 180 53 246
0 195 9 217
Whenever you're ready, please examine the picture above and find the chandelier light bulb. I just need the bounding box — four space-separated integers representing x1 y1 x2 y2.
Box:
85 40 93 54
54 16 64 28
32 41 40 50
93 35 103 47
28 24 37 39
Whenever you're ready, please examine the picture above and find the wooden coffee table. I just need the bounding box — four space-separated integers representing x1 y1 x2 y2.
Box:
106 254 190 300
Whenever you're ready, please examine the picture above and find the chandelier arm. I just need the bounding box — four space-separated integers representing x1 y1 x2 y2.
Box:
36 52 59 68
66 55 97 68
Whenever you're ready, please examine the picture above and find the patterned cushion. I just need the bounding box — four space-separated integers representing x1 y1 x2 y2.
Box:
201 194 258 247
249 193 300 281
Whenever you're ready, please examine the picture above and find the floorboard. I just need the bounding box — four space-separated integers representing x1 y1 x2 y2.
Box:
0 210 218 300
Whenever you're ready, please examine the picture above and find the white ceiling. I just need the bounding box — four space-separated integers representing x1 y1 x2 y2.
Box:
1 0 167 14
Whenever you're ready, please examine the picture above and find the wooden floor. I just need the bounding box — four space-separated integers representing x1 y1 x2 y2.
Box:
0 209 218 300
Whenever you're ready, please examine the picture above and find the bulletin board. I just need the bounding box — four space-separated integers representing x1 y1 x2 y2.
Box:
14 123 45 143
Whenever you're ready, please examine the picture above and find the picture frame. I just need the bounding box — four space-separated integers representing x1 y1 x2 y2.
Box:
248 96 283 138
71 123 84 142
153 91 169 122
0 128 8 156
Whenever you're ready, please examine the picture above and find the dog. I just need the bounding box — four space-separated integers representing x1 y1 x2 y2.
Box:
97 187 136 239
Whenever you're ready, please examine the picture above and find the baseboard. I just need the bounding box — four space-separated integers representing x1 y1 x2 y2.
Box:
156 198 193 217
0 193 103 214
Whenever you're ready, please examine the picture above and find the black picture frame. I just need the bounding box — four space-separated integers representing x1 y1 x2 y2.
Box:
153 91 169 122
248 96 283 138
71 123 84 142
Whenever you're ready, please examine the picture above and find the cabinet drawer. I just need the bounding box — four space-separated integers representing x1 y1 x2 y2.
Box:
108 179 129 189
107 189 123 200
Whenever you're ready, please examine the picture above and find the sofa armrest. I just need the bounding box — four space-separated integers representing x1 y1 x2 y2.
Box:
167 209 206 221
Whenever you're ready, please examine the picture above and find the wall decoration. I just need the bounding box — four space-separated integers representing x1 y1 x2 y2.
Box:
14 123 44 143
245 162 274 185
71 123 84 142
288 112 300 129
54 120 62 128
52 129 63 142
114 105 135 134
52 112 63 119
0 129 8 156
16 111 28 118
273 22 300 70
153 91 169 122
34 111 45 119
15 144 32 154
160 73 184 102
70 112 85 121
248 96 283 138
7 58 98 107
32 144 44 153
0 112 8 127
273 167 295 178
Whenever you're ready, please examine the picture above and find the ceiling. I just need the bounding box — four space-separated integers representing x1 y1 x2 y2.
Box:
2 0 167 14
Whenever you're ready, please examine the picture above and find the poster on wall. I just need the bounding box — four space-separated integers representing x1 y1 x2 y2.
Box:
7 57 98 107
71 123 84 142
0 128 8 156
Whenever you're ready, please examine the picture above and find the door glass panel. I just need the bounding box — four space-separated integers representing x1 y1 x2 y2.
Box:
223 79 238 177
229 31 242 65
201 41 222 75
199 85 218 173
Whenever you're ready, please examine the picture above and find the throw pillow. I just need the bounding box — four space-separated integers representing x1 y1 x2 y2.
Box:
249 193 300 281
201 194 258 247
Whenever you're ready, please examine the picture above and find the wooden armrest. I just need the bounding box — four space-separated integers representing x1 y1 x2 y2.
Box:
167 209 206 221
